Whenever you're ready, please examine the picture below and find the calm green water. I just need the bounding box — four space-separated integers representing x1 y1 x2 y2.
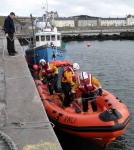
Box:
54 40 134 150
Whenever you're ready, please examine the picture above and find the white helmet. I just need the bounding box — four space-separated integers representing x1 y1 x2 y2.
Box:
80 72 88 80
73 63 80 71
39 59 46 64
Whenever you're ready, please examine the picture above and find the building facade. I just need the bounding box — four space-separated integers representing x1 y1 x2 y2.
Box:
35 13 134 28
126 14 134 26
36 12 134 28
101 18 126 26
74 15 99 27
54 17 75 27
53 13 134 27
100 15 134 26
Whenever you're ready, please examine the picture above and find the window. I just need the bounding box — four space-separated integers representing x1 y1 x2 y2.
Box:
36 36 39 41
41 36 45 41
57 35 60 40
51 35 55 41
46 35 50 41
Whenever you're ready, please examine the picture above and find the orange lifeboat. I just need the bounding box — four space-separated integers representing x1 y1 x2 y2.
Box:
34 79 131 147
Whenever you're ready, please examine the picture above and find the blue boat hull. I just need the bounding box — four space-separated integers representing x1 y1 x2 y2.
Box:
25 44 66 65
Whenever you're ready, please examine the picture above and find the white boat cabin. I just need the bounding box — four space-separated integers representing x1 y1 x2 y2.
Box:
35 28 61 47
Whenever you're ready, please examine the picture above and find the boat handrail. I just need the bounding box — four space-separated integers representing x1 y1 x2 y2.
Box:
75 95 101 104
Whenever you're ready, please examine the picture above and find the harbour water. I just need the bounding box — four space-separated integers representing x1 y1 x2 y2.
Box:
54 40 134 150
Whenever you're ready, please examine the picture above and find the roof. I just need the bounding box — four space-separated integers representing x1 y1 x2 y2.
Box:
101 18 126 20
127 14 134 18
54 17 74 20
77 18 98 20
71 15 99 18
47 11 58 14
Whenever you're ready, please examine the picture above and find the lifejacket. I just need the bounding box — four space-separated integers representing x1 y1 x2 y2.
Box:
40 62 54 78
62 65 76 82
78 74 95 92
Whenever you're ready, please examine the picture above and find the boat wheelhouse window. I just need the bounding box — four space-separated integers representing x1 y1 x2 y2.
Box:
57 35 60 40
36 36 39 41
51 35 55 41
46 35 50 41
41 36 45 41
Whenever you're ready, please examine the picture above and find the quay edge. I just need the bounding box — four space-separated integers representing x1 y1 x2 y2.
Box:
0 32 62 150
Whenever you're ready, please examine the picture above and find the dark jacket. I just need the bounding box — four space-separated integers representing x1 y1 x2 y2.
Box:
4 16 15 34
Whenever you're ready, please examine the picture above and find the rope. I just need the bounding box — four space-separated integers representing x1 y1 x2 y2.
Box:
73 95 102 105
33 47 36 64
81 95 99 100
72 101 83 112
22 38 31 44
43 46 47 60
74 95 101 102
0 121 55 130
55 46 57 59
0 131 18 150
7 36 14 41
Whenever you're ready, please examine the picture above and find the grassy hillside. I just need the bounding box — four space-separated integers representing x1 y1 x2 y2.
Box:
0 16 19 26
0 16 5 26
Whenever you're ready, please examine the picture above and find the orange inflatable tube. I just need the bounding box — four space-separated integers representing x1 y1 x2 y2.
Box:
34 80 131 147
50 60 72 67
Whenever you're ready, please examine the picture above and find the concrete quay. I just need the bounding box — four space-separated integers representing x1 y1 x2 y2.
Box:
0 32 62 150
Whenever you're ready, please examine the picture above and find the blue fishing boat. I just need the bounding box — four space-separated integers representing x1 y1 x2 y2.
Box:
25 28 66 65
25 5 66 65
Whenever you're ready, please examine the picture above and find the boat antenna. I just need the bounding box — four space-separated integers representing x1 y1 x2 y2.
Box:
41 1 49 30
45 0 48 28
46 0 48 12
41 0 45 23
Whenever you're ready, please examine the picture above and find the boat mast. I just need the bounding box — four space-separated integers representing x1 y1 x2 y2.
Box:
41 1 52 30
30 14 35 46
46 0 48 12
42 0 49 29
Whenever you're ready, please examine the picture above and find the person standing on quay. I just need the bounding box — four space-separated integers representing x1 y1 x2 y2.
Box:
4 12 18 56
